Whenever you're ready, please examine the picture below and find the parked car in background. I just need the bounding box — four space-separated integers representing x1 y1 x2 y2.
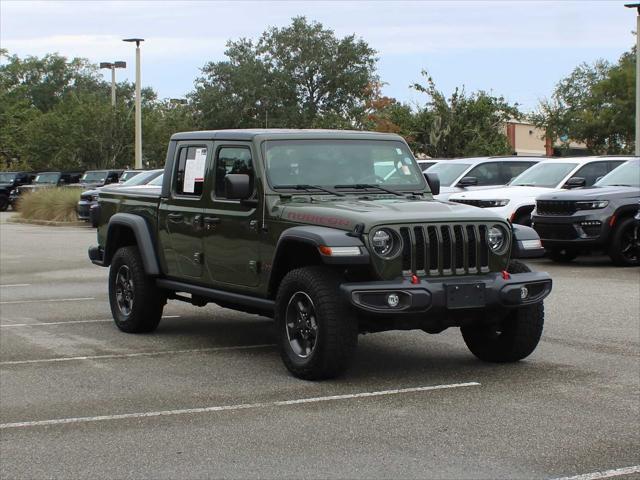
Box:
118 170 144 183
425 156 543 200
531 160 640 265
13 171 82 202
0 171 33 211
416 159 441 171
449 156 630 225
76 169 123 189
78 169 163 225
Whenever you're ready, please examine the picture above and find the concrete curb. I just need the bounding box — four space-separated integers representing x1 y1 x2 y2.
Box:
7 217 88 227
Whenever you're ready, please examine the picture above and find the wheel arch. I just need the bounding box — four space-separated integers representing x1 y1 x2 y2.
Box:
104 213 160 275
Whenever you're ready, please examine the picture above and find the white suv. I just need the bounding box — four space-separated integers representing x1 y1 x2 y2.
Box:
426 156 543 200
448 156 631 225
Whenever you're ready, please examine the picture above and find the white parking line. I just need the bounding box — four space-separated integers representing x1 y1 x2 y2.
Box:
0 382 481 429
551 465 640 480
0 315 181 328
0 343 275 366
0 297 95 305
0 284 30 288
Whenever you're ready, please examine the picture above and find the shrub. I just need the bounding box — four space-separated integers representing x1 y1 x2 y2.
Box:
16 187 81 222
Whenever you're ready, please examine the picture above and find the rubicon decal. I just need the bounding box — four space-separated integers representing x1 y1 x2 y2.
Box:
286 212 350 227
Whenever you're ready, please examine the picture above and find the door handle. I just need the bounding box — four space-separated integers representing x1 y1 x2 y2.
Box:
203 217 220 230
167 213 183 221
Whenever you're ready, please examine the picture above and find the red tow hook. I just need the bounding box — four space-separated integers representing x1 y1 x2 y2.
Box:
411 274 420 284
501 270 511 280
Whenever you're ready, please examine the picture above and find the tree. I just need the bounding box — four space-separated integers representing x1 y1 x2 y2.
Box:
408 71 519 157
191 17 378 129
532 46 634 154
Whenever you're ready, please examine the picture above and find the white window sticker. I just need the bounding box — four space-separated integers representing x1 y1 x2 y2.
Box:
183 148 207 193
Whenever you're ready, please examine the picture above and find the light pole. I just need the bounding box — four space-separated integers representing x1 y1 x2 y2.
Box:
99 61 126 106
123 38 144 169
625 3 640 156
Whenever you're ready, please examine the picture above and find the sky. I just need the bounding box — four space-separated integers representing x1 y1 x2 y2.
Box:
0 1 634 112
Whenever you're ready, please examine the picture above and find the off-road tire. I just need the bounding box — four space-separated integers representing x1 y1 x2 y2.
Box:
109 246 165 333
460 260 544 362
275 266 358 380
548 247 579 263
608 217 640 267
0 194 9 212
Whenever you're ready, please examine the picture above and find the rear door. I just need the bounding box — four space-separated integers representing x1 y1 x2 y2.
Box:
158 141 212 280
202 142 261 288
464 162 502 186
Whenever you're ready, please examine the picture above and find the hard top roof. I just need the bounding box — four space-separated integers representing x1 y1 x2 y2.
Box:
432 155 547 164
171 129 404 142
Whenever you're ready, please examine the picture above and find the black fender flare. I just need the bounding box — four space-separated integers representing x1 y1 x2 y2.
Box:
104 213 160 275
511 224 545 259
611 203 640 227
274 225 369 265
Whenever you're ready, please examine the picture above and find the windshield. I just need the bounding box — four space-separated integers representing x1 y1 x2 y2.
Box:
510 162 577 188
121 170 161 186
425 163 471 186
0 173 16 183
265 140 426 192
81 171 108 183
595 161 640 188
148 174 164 186
35 173 61 184
119 171 140 182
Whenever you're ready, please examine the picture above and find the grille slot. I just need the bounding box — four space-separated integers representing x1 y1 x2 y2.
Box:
397 224 490 276
533 223 579 240
536 200 577 216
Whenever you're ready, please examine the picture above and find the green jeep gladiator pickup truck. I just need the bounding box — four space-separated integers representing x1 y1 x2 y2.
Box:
89 130 552 379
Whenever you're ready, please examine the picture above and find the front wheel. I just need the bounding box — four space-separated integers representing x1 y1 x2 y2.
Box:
275 266 358 380
608 217 640 266
0 195 9 212
460 260 544 362
109 246 165 333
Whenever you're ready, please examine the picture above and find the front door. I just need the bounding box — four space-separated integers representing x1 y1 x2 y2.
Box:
203 142 261 288
158 141 212 280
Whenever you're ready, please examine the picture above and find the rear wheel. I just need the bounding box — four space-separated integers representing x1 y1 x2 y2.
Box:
461 260 544 362
548 247 579 263
109 246 165 333
608 217 640 266
275 266 358 380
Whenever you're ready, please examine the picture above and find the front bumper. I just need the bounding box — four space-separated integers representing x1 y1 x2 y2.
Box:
340 271 552 316
76 200 95 220
531 211 611 248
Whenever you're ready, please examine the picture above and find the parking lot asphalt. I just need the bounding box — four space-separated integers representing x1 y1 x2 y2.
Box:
0 211 639 480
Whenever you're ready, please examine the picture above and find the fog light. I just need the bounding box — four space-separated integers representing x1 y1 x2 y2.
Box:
387 293 400 308
520 286 529 300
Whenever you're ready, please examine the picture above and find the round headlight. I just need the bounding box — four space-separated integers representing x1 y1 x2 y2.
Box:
487 225 507 252
371 229 397 257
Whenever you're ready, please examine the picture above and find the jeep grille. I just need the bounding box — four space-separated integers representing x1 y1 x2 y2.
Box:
536 200 577 216
399 224 490 276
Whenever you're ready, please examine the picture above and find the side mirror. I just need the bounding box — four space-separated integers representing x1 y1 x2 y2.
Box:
457 176 478 187
424 172 440 196
563 177 586 189
225 174 252 199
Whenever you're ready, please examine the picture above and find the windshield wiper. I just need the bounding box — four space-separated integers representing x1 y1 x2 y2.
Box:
273 184 345 196
334 183 404 196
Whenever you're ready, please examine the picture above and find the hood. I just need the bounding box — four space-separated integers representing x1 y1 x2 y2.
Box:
275 195 506 232
537 185 640 201
450 185 556 202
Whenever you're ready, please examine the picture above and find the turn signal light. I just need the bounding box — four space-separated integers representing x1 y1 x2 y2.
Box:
501 270 511 280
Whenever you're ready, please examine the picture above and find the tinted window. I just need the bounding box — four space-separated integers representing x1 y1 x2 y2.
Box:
500 161 536 184
215 147 254 198
511 162 577 188
426 163 471 186
573 161 610 187
175 146 208 196
465 162 501 186
595 161 640 187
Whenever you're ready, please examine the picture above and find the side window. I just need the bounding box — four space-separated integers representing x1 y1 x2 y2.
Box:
175 145 207 196
573 162 609 186
501 162 535 184
214 147 254 199
465 162 501 186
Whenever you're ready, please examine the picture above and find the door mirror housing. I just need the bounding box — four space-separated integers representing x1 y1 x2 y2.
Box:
424 172 440 196
563 177 586 189
457 176 478 187
225 174 252 199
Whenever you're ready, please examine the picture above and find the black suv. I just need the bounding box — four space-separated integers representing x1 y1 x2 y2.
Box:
0 171 33 211
532 160 640 266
